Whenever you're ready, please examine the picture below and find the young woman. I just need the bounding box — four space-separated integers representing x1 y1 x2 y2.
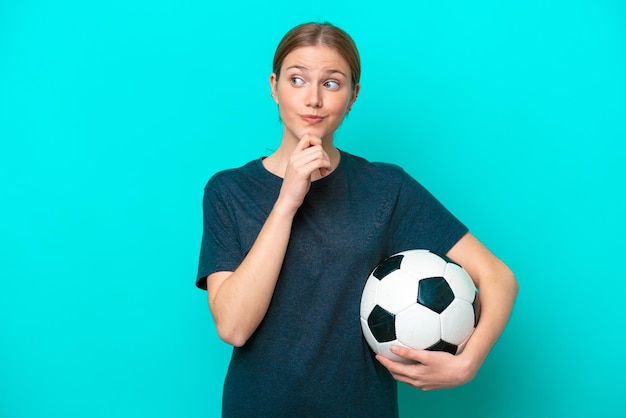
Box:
197 22 518 417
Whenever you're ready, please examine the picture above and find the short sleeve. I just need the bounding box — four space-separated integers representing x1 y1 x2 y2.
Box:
389 171 468 257
196 179 243 290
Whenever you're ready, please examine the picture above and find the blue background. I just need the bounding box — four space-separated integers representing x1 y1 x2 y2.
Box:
1 1 625 417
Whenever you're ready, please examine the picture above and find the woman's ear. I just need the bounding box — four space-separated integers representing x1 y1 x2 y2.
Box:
347 83 360 112
269 73 278 103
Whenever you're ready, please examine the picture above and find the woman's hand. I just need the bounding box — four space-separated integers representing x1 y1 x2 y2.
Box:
277 134 331 211
376 346 478 391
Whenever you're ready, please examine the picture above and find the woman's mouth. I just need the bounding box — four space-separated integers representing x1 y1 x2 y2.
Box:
300 115 324 124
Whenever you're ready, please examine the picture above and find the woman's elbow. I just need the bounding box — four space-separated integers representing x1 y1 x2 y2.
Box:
216 325 249 347
502 264 519 300
211 309 252 347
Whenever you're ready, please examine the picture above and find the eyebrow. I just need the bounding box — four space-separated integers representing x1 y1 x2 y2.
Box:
285 65 347 78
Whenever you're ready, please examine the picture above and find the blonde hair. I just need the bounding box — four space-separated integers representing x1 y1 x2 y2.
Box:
272 22 361 89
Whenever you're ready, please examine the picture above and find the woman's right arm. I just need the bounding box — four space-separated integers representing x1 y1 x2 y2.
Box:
207 135 330 347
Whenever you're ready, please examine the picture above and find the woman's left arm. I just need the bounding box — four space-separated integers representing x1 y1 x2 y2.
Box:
376 232 519 390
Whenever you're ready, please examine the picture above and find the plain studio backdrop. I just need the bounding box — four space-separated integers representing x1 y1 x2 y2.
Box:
1 1 624 417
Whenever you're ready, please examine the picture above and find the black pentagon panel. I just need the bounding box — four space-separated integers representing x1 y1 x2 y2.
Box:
373 254 404 280
427 339 458 355
417 277 455 314
473 294 481 327
367 305 396 342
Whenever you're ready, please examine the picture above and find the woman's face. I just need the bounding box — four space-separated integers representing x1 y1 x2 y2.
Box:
270 45 359 143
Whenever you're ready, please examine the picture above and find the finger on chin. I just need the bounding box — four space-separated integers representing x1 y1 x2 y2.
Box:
300 133 322 146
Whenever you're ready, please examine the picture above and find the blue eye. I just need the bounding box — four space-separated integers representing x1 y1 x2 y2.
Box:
291 77 305 87
324 80 340 90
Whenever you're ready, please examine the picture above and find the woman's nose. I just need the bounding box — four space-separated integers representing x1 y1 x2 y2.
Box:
305 86 322 108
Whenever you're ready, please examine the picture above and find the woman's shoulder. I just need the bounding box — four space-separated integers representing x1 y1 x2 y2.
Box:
205 159 264 188
204 158 282 199
342 151 409 179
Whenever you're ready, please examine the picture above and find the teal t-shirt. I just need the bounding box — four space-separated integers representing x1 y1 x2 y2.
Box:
197 150 467 417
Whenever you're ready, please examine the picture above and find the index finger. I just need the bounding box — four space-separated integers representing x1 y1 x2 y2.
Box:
298 134 323 149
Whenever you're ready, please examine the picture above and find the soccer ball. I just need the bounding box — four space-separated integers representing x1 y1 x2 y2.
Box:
360 249 480 363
